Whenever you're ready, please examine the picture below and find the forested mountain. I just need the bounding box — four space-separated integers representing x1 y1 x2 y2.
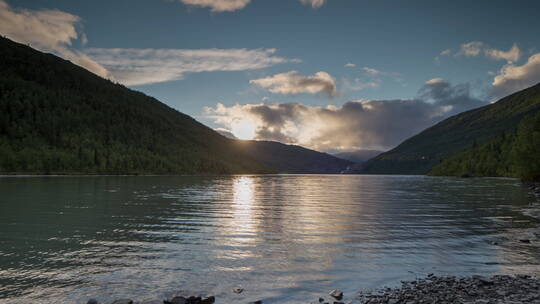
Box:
238 141 354 174
358 82 540 175
0 37 357 175
430 111 540 181
0 37 275 174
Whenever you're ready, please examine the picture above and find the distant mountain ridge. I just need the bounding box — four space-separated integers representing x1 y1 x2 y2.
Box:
333 150 383 163
358 82 540 175
0 37 351 175
239 141 354 174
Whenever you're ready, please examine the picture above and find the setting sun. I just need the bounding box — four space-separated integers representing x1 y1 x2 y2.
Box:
231 119 257 140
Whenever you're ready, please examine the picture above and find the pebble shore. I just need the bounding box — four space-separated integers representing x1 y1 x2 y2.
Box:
86 274 540 304
356 274 540 304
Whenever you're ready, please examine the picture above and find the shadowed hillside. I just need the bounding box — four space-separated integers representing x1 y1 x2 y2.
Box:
238 141 354 174
0 37 273 174
430 110 540 181
358 83 540 175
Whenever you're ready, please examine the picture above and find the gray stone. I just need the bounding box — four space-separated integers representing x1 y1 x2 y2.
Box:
329 290 343 300
111 300 133 304
201 295 215 304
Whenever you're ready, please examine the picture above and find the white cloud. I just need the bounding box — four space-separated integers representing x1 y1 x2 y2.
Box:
205 79 486 151
179 0 329 12
492 53 540 96
0 0 109 78
454 41 521 63
344 63 356 68
250 71 337 97
85 48 295 86
215 128 237 139
363 67 383 75
440 49 452 56
342 78 380 91
342 67 401 91
485 43 521 63
459 41 484 57
299 0 327 8
180 0 251 12
426 78 445 85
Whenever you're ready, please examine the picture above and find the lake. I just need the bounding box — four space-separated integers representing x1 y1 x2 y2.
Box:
0 175 539 304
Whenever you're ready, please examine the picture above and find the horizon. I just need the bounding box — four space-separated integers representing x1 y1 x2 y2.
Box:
1 0 540 152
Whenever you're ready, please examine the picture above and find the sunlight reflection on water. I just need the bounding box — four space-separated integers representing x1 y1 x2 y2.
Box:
0 175 539 303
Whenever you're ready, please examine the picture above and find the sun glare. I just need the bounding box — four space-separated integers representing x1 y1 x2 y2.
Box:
231 119 256 140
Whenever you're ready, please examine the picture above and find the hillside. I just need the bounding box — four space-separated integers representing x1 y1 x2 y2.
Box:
333 150 383 163
238 141 354 174
358 83 540 175
430 111 540 181
0 37 275 174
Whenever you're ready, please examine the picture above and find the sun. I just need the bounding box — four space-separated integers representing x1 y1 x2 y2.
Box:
231 119 256 140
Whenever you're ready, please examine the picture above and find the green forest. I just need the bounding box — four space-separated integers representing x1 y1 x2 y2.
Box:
360 81 540 176
0 37 272 175
430 111 540 181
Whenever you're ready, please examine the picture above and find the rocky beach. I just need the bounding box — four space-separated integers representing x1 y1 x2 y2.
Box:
85 274 540 304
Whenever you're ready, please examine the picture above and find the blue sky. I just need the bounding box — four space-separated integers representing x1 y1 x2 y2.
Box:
2 0 540 151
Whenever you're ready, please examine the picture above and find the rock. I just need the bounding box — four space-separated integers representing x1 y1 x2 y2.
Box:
233 287 244 294
164 291 202 304
201 295 215 304
111 300 133 304
87 299 99 304
318 297 325 303
329 290 343 300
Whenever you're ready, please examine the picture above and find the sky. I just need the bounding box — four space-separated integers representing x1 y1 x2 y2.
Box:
1 0 540 152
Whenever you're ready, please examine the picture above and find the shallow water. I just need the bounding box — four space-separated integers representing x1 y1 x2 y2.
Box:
0 175 539 303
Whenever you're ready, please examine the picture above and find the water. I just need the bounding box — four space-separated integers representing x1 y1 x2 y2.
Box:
0 175 539 304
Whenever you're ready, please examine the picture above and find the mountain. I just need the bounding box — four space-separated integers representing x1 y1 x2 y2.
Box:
333 150 383 163
0 36 355 175
358 82 540 175
0 36 275 174
430 110 540 181
237 141 354 174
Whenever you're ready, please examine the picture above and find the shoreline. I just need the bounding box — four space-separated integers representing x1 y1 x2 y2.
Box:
84 274 540 304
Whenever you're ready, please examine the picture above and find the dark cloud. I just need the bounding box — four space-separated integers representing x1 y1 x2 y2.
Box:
206 79 487 151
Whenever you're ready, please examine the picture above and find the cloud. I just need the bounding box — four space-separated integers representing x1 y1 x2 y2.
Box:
180 0 251 12
363 67 383 75
205 79 486 151
215 128 237 139
344 63 356 68
0 0 110 78
440 49 452 56
452 41 522 63
342 67 401 91
491 53 540 96
299 0 327 8
459 41 484 57
86 48 295 86
485 43 521 63
342 78 380 91
180 0 328 12
250 71 337 97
